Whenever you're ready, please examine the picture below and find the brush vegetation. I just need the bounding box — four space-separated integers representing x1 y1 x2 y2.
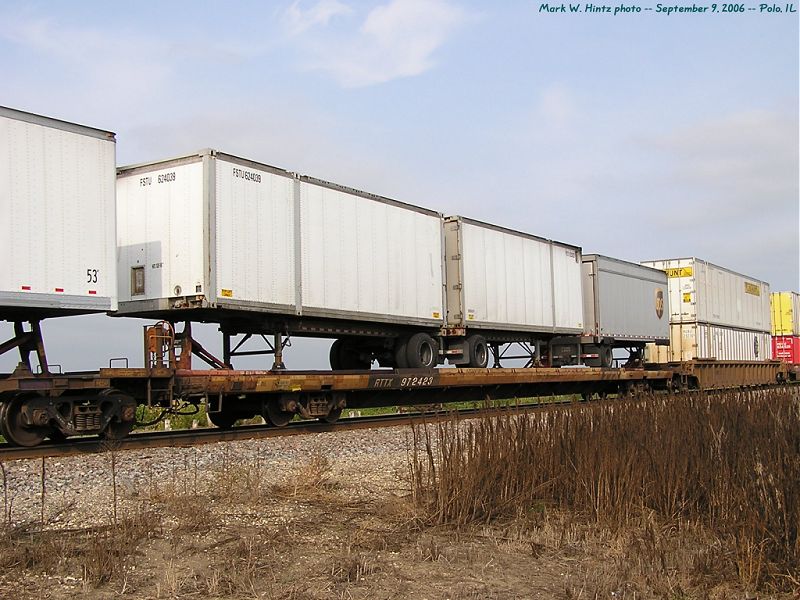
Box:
410 388 800 592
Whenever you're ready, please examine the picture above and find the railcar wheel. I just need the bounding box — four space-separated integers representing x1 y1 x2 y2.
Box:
48 429 68 442
207 411 241 429
466 335 489 368
264 401 294 427
102 420 135 440
320 407 342 424
99 389 136 440
0 402 10 441
406 333 438 369
1 395 50 447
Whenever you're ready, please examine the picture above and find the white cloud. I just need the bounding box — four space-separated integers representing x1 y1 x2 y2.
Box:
284 0 470 87
283 0 353 35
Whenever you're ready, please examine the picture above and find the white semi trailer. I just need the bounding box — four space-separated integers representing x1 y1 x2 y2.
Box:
116 150 587 369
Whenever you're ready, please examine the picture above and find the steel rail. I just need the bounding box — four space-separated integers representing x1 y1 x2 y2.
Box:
2 382 794 462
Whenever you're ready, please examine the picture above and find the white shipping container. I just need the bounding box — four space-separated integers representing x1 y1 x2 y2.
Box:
444 217 583 334
582 254 669 343
641 257 770 332
0 106 117 315
117 150 444 327
647 323 771 362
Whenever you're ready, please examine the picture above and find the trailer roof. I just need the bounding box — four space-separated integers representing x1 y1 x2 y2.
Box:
641 257 770 287
0 106 115 141
583 254 668 273
117 148 443 218
448 215 582 253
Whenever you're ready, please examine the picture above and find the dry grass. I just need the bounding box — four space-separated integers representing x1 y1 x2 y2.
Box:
271 449 337 501
0 506 160 587
410 387 800 593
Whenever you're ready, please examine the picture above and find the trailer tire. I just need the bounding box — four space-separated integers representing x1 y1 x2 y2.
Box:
335 339 371 370
599 345 613 368
466 335 489 368
406 333 438 369
329 340 343 370
394 337 409 369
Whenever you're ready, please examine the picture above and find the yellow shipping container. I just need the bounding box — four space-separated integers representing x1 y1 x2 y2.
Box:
771 291 800 336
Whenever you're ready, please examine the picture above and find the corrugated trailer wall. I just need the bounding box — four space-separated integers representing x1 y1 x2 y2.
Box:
0 106 117 314
771 291 800 336
300 177 443 325
581 255 669 342
649 323 772 362
214 157 297 312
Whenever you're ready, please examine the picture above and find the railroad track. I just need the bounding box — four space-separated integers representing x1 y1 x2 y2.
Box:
0 399 582 461
5 384 793 461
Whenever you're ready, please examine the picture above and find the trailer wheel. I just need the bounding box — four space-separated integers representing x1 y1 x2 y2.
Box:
466 335 489 368
406 333 438 369
394 337 409 369
599 345 613 368
329 340 343 370
330 339 370 370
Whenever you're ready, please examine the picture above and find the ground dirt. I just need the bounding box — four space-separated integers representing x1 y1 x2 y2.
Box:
0 490 750 600
0 422 795 599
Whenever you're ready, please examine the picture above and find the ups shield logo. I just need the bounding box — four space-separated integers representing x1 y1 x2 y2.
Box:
655 288 664 319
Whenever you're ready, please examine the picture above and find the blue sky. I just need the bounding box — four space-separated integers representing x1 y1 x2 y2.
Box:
1 0 797 370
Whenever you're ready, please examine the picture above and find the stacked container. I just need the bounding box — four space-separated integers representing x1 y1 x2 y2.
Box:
641 258 771 362
771 291 800 363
